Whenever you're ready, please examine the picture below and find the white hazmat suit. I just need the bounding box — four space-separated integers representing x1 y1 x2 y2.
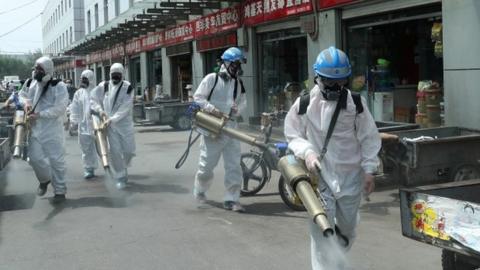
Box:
70 70 98 175
284 85 381 270
19 56 69 195
193 65 247 204
90 63 135 184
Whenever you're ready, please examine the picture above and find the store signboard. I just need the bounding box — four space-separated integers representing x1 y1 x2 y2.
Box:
319 0 358 9
197 32 237 52
243 0 313 26
163 22 195 46
141 31 164 51
194 6 241 38
75 59 86 68
109 44 125 59
86 51 103 64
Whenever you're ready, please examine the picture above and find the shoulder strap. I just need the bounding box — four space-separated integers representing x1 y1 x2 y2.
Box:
350 92 364 114
319 90 345 162
31 79 53 113
127 84 134 95
207 73 219 101
50 79 60 86
239 79 246 94
298 94 310 115
112 81 124 109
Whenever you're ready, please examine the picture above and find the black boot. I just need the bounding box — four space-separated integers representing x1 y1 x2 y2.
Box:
37 181 50 196
52 194 66 204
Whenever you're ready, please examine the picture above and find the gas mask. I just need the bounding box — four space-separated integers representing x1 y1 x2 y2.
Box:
33 66 51 83
226 61 243 78
315 76 346 101
80 77 89 88
111 73 122 85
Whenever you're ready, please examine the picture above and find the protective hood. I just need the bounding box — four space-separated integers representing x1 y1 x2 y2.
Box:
110 63 125 76
80 69 95 89
35 56 54 83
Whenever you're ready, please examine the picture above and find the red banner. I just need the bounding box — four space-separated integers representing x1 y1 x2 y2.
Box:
194 6 241 38
319 0 358 9
141 31 164 51
197 32 237 52
75 59 86 67
163 21 195 46
125 38 142 55
243 0 313 26
86 51 103 64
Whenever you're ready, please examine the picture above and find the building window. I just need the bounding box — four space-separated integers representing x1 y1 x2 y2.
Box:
66 30 68 45
61 1 64 16
94 4 99 29
115 0 120 16
129 0 134 7
70 26 73 43
87 10 91 33
104 0 108 24
69 0 71 8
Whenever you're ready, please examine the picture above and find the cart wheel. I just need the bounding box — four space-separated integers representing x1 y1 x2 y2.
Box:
453 165 480 182
278 176 306 211
240 152 268 196
173 115 191 130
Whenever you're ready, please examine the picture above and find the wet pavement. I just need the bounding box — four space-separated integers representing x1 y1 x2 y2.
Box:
0 126 441 270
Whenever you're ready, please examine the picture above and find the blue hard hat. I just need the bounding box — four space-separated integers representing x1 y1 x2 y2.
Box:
313 46 351 79
221 47 246 63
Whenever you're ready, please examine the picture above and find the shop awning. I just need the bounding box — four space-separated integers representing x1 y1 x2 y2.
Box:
65 0 229 55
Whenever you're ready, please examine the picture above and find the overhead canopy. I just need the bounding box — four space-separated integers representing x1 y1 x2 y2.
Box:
65 0 237 55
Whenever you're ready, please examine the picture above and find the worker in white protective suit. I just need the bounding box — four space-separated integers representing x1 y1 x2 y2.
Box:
90 63 135 190
19 56 69 202
284 47 381 270
70 70 98 179
193 47 247 212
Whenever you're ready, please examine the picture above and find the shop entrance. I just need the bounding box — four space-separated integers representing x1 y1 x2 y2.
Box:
258 28 308 114
204 49 224 75
130 57 142 96
171 54 192 101
346 5 443 123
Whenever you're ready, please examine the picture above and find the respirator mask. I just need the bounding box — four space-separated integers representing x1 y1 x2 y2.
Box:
315 76 346 101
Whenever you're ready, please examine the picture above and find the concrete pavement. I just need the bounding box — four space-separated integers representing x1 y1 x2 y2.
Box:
0 126 441 270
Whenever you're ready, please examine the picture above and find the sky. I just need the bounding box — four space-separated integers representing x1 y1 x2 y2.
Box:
0 0 47 54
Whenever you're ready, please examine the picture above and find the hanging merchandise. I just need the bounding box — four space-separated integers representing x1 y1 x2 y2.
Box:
434 41 443 58
431 22 443 58
431 22 442 42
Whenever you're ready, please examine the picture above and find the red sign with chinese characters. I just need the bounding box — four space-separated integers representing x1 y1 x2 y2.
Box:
141 31 164 51
75 59 86 67
194 6 241 38
163 22 195 46
319 0 358 9
125 38 142 55
197 32 237 52
243 0 313 26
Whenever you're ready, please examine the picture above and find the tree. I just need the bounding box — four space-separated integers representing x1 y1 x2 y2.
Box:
0 50 43 81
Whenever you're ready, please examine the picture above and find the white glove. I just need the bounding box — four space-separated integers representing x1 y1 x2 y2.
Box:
305 152 321 174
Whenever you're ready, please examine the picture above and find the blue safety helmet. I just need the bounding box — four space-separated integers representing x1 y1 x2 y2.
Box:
313 46 351 79
221 47 246 63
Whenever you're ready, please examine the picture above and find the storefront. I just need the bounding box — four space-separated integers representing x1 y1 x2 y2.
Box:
258 27 308 113
164 22 195 102
197 32 238 75
194 6 241 76
244 0 313 115
148 49 162 95
341 1 443 124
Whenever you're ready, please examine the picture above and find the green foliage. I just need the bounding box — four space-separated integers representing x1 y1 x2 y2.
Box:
0 50 43 80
